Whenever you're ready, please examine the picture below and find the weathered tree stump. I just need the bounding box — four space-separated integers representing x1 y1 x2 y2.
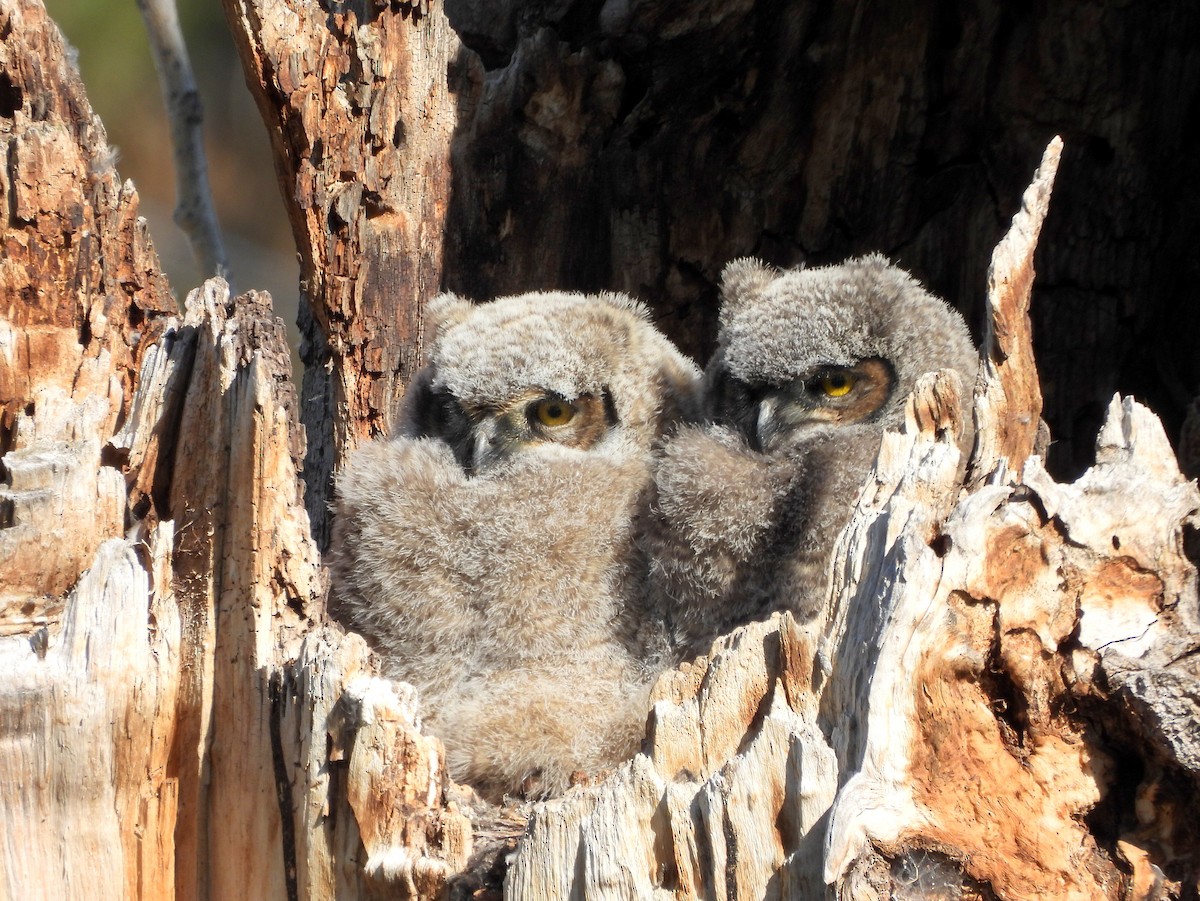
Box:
2 0 1199 898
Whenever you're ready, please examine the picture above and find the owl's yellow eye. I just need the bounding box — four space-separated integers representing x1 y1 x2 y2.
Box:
819 371 855 397
533 397 576 426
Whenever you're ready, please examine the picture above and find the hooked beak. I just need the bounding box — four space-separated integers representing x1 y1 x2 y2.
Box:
461 416 517 473
753 396 779 453
469 424 494 472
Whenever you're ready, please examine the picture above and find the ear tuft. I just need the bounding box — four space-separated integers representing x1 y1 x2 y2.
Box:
426 292 475 334
719 258 777 315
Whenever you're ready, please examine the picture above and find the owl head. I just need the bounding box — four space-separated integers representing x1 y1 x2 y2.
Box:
399 290 702 471
708 255 977 453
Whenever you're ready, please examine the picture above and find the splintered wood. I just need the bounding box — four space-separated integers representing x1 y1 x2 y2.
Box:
0 0 173 622
3 268 469 897
499 138 1200 899
4 5 1200 897
969 135 1062 486
1 2 176 896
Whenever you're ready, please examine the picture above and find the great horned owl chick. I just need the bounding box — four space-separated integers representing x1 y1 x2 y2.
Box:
648 255 977 656
330 290 701 801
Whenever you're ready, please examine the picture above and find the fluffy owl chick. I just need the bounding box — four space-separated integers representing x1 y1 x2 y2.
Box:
648 254 977 656
330 290 701 801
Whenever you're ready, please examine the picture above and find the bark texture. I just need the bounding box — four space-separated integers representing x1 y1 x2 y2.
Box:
4 0 1200 899
222 0 461 545
1 4 174 897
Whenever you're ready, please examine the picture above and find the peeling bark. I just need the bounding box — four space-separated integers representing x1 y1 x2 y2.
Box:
3 1 1200 900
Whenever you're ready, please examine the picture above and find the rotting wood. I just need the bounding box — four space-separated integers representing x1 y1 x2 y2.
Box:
0 0 175 608
166 279 322 901
5 2 1200 899
0 3 179 894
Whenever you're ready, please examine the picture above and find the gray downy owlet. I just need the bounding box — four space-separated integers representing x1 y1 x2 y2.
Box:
645 254 978 658
329 290 702 801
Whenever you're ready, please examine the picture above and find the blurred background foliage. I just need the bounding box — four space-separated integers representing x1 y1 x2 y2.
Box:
45 0 300 350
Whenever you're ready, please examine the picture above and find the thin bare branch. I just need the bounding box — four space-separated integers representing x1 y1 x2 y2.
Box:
136 0 230 280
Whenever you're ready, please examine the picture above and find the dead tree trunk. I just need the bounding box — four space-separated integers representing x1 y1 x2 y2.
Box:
3 0 1200 899
221 0 461 548
1 3 464 897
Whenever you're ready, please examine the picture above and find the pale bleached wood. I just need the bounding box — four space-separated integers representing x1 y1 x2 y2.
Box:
0 1 180 896
0 530 180 901
1050 396 1200 778
106 319 195 518
156 277 479 901
279 629 372 900
969 135 1063 486
167 279 315 901
340 674 473 894
889 396 1197 900
270 625 475 901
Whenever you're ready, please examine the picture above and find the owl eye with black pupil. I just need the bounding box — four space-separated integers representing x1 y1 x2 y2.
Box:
816 371 855 397
534 397 575 426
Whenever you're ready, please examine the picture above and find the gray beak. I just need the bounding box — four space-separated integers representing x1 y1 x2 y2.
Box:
463 416 517 473
470 424 494 471
754 396 778 453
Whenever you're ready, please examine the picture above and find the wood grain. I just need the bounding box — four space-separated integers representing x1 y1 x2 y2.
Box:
4 2 1200 898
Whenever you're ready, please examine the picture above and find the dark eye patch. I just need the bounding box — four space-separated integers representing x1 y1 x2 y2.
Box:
414 387 471 442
